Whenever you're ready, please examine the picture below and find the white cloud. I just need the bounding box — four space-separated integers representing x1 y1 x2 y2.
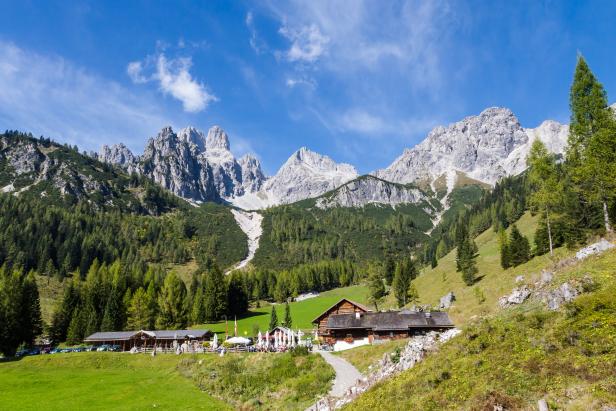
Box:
279 23 329 63
0 41 172 152
285 76 316 89
246 12 267 54
127 52 217 113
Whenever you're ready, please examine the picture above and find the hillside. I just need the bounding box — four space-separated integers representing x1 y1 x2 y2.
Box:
348 246 616 410
0 131 185 214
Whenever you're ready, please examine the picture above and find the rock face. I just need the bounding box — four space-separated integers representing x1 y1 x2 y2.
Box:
376 107 569 188
99 125 267 204
231 147 358 209
315 176 428 209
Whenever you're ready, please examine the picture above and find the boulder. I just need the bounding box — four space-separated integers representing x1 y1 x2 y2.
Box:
499 285 531 307
515 275 525 283
439 292 456 309
540 270 553 284
575 239 614 260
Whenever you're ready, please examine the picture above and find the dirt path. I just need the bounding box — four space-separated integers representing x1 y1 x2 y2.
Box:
318 351 362 397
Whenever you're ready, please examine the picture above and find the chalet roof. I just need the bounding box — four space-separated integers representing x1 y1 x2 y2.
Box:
311 298 372 324
326 311 454 331
84 329 211 342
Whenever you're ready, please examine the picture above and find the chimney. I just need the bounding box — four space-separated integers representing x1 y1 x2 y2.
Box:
355 312 361 319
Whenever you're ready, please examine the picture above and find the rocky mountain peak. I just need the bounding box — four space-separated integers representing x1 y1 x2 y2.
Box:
178 126 207 152
206 126 230 151
98 143 136 167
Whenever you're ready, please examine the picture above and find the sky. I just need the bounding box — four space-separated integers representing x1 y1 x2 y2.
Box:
1 1 616 175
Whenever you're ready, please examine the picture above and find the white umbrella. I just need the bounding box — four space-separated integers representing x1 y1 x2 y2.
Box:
265 331 270 348
226 336 250 345
291 330 296 347
212 333 218 350
275 331 279 348
257 331 262 347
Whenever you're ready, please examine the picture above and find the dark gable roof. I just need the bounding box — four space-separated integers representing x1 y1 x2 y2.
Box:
84 329 211 342
311 298 372 324
326 311 454 331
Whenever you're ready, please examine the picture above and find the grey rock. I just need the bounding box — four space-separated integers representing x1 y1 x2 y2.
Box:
375 107 568 188
499 285 531 307
315 176 428 209
438 292 456 310
540 270 553 284
575 239 614 260
515 275 525 283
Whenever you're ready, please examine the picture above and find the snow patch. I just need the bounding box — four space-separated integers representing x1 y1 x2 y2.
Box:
226 209 263 273
1 183 15 193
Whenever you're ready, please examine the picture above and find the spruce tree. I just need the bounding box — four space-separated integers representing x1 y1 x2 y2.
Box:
367 264 386 310
282 301 292 328
498 227 511 269
20 271 43 346
392 257 417 308
203 265 227 322
384 257 395 285
127 287 150 330
527 139 563 255
269 305 278 331
567 55 616 232
156 272 188 329
509 225 531 267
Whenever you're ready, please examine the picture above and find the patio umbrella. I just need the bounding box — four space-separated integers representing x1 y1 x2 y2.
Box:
274 331 279 349
226 336 250 345
257 331 262 347
265 331 270 348
212 333 218 350
291 330 296 347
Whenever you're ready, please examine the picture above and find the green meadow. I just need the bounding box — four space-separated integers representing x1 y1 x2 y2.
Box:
193 284 369 336
0 353 229 410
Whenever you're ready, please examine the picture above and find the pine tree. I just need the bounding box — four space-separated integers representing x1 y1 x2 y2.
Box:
203 265 227 322
127 287 150 330
20 271 43 346
459 238 478 286
156 272 188 329
226 272 248 317
282 301 292 328
498 227 511 269
367 264 386 310
384 257 395 285
509 225 531 267
269 305 278 331
392 257 417 308
527 139 563 255
567 55 616 232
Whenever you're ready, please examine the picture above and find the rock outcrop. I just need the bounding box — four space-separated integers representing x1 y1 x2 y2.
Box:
375 107 568 188
315 176 429 209
439 292 456 310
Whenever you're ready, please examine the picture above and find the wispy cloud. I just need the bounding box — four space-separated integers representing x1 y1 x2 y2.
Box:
0 40 172 152
128 52 217 113
279 23 329 63
246 12 268 54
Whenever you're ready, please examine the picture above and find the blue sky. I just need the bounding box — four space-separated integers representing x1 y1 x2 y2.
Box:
1 1 616 175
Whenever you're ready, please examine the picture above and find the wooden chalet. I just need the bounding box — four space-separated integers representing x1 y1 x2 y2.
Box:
84 329 212 351
311 298 371 341
312 299 454 351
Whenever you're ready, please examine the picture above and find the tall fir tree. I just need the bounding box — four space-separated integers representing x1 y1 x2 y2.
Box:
269 304 278 331
392 257 417 308
156 272 188 329
203 265 228 322
127 287 151 330
567 55 616 233
509 225 531 267
282 301 292 328
367 264 386 310
498 227 511 269
527 139 563 255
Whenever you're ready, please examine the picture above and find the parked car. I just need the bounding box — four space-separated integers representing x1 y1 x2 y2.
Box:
96 345 110 352
84 346 96 352
73 347 86 353
28 348 41 355
15 349 29 357
41 347 52 354
50 347 62 354
109 345 121 352
60 348 73 353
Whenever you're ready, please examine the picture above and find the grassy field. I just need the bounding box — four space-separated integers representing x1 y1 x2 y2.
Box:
35 274 65 324
347 247 616 410
409 212 573 325
334 339 410 373
194 285 369 336
178 350 334 410
0 353 230 410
